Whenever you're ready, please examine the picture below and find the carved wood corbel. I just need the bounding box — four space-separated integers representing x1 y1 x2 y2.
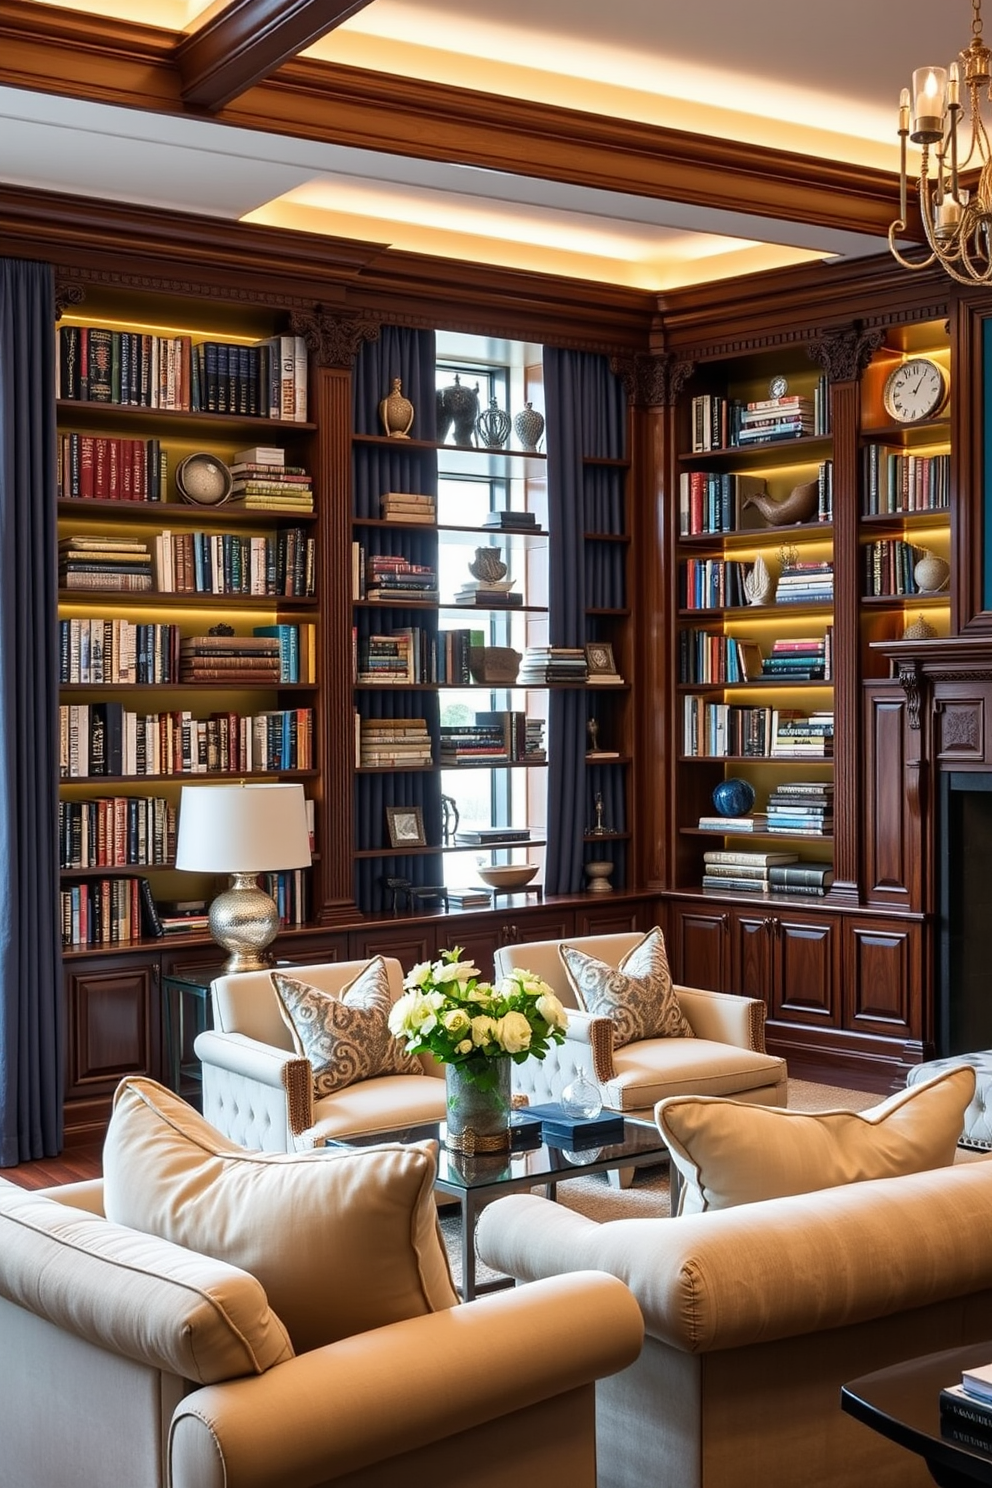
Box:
288 306 380 369
807 324 885 383
610 351 695 407
54 281 86 321
897 659 923 731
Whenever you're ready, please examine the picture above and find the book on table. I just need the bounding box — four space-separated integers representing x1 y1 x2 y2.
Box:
521 1102 626 1147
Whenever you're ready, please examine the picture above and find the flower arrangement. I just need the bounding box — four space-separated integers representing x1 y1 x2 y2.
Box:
388 947 568 1090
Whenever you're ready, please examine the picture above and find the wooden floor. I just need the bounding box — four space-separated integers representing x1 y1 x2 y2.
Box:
4 1144 102 1190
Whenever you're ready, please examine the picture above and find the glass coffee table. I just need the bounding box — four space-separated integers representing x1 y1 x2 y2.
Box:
329 1116 670 1301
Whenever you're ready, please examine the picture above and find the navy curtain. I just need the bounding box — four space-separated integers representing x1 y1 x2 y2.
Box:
0 259 62 1164
352 327 443 913
544 350 627 894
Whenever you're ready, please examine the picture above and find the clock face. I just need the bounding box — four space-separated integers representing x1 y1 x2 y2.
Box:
883 358 947 423
769 375 789 399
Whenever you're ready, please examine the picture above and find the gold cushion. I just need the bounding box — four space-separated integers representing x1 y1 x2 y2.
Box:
272 957 422 1098
559 927 693 1047
102 1077 458 1353
656 1063 976 1214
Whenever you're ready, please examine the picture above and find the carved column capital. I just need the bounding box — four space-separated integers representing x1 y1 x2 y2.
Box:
610 352 695 407
897 659 923 731
54 282 86 321
288 307 380 369
807 324 885 383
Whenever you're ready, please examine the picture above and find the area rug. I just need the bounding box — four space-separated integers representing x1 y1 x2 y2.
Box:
440 1077 880 1290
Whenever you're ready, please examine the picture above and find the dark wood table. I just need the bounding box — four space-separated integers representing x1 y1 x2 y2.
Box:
843 1344 992 1486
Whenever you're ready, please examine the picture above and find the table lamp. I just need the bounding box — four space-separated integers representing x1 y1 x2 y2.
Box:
175 782 312 972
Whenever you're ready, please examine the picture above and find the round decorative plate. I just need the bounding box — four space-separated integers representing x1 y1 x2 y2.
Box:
712 778 757 818
175 452 233 506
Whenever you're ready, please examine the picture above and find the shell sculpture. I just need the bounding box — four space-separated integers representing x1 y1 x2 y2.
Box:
740 479 819 528
744 553 775 606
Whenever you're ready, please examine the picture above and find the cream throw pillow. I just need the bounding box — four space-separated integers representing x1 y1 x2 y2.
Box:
657 1063 976 1214
272 957 422 1097
559 927 693 1047
103 1077 458 1353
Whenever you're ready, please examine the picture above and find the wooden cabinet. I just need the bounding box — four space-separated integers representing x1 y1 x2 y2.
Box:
64 956 161 1141
671 902 732 991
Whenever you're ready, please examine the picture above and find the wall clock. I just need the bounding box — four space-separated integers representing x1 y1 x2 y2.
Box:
882 357 948 424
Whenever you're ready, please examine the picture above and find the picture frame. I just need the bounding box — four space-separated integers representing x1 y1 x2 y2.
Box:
585 642 617 677
386 805 427 849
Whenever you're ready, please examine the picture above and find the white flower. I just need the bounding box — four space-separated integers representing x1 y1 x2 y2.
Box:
403 961 434 991
497 1010 532 1053
455 1038 473 1055
536 992 568 1030
470 1015 499 1047
442 1008 471 1037
435 959 480 986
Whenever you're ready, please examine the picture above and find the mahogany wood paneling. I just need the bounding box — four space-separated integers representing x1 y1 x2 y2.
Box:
672 905 731 992
65 961 159 1094
953 295 992 635
772 914 837 1025
348 924 437 968
734 913 774 1007
842 917 922 1042
824 376 861 900
574 901 647 938
934 687 988 761
176 0 376 112
864 682 917 907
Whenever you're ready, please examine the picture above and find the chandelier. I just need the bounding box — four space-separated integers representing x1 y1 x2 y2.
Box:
890 0 992 284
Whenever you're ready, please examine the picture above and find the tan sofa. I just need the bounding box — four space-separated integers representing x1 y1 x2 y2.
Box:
476 1157 992 1488
0 1170 643 1488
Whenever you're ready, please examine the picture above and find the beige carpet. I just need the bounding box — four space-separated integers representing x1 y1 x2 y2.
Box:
442 1077 880 1287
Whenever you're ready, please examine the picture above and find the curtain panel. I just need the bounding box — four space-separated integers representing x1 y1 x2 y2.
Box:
0 258 62 1164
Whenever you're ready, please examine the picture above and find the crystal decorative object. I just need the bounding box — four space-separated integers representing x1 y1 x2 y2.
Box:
560 1071 603 1121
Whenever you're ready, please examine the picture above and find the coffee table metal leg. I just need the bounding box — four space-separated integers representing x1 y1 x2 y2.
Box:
460 1192 479 1302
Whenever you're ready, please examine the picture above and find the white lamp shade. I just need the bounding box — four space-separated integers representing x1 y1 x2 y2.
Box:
175 783 312 873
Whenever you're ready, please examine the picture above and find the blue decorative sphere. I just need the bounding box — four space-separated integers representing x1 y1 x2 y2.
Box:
712 778 756 818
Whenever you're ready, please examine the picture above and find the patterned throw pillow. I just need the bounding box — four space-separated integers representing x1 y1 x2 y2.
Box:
272 958 422 1097
559 927 694 1047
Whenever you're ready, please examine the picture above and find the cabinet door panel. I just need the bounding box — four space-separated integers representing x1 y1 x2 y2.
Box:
348 926 436 969
865 684 917 907
734 914 773 1004
674 907 730 992
774 916 836 1024
574 902 645 938
66 962 158 1093
843 919 921 1039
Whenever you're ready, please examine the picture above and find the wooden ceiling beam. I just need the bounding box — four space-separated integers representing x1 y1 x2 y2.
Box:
175 0 378 112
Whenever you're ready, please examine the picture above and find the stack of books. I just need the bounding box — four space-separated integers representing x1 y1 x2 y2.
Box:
767 862 834 896
179 634 281 684
770 710 834 757
702 849 799 893
734 394 816 446
455 827 532 846
229 448 314 512
355 629 419 684
59 535 153 592
453 577 522 607
766 782 834 836
761 638 828 682
775 562 834 604
380 491 436 524
481 509 539 532
517 647 588 684
697 810 769 833
940 1362 992 1451
364 554 438 603
445 887 493 908
440 719 515 764
358 717 432 769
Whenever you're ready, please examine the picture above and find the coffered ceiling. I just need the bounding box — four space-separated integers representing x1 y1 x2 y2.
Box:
0 0 966 292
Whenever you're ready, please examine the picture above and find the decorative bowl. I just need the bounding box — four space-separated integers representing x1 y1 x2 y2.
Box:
712 778 757 818
476 862 539 890
176 452 233 506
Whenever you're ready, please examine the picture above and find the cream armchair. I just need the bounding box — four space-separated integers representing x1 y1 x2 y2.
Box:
495 931 787 1120
194 958 446 1151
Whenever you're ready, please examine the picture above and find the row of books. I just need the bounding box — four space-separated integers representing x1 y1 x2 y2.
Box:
59 621 315 685
259 869 308 929
690 383 830 453
440 712 545 765
683 699 834 759
58 704 314 778
58 433 168 502
358 717 433 768
769 709 834 756
863 539 932 597
350 625 486 686
363 553 439 603
679 558 754 611
59 795 176 870
862 446 950 515
154 528 315 597
776 561 834 605
678 463 834 536
678 632 831 687
60 875 148 949
766 782 834 836
57 326 308 421
701 849 834 896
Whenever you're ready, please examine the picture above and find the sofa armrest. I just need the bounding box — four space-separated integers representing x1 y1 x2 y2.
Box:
677 984 767 1052
170 1272 643 1488
37 1179 106 1215
194 1030 314 1136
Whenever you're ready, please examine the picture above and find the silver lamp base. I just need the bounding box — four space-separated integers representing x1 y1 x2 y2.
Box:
208 872 280 973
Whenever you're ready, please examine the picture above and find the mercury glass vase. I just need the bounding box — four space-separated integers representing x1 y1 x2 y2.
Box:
444 1060 512 1153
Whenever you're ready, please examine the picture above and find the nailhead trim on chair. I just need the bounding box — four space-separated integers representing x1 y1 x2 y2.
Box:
748 1000 767 1053
590 1018 617 1083
282 1058 314 1137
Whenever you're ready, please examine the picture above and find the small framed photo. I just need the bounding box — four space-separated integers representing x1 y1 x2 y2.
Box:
585 642 617 677
386 806 427 849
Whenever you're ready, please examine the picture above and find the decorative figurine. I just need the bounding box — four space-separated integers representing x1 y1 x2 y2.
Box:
586 718 600 755
588 792 609 835
436 374 480 446
476 397 512 450
379 377 415 439
740 478 818 527
585 860 614 894
441 794 460 847
743 554 775 606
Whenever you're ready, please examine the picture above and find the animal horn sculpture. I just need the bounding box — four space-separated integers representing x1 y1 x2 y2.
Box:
740 479 818 527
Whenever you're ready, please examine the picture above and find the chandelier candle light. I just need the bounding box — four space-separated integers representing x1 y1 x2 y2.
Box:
891 0 992 284
388 948 568 1153
174 782 312 973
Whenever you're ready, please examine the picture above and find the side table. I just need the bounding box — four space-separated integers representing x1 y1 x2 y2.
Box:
161 962 223 1099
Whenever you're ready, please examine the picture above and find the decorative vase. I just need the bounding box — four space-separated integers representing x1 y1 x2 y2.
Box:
444 1060 512 1154
712 778 757 818
476 397 512 450
561 1070 603 1120
913 550 951 593
436 374 480 446
379 377 415 439
513 402 545 452
902 613 938 641
469 546 507 583
585 860 615 894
